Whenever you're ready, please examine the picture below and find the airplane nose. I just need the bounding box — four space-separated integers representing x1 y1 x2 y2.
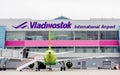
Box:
49 52 51 54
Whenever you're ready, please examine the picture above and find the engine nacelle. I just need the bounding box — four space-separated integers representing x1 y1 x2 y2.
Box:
38 62 46 70
28 63 34 69
28 62 46 70
66 61 73 68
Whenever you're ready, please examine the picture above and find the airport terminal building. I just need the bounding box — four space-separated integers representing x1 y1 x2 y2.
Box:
0 16 120 69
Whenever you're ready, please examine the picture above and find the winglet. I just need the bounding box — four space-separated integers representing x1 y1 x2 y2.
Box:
48 31 52 50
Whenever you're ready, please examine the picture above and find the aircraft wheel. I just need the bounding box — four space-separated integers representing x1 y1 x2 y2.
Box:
60 67 63 71
3 68 6 71
50 68 52 71
63 67 66 71
38 69 40 71
20 70 22 72
49 68 52 71
0 68 2 71
35 69 37 71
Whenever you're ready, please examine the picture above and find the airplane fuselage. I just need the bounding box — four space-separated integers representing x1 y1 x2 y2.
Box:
43 50 57 65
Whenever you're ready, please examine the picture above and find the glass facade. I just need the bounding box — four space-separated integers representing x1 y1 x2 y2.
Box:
6 31 119 53
75 31 98 40
100 31 118 40
7 47 118 53
6 31 48 40
25 31 48 40
6 31 118 40
75 47 118 53
6 31 25 40
51 31 74 40
99 47 118 53
75 47 98 53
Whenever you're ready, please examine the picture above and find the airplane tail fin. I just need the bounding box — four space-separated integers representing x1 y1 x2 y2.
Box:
48 31 52 50
48 45 52 50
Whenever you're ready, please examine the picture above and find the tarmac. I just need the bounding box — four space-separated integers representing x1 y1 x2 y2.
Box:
0 69 120 75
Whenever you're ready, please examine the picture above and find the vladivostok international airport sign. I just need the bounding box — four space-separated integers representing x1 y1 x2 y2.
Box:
12 21 116 30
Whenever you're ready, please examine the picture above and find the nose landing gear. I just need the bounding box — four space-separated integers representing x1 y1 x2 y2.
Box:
48 65 52 71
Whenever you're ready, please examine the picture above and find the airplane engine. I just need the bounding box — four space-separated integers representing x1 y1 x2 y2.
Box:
38 62 46 70
66 61 73 69
28 62 46 71
28 63 34 69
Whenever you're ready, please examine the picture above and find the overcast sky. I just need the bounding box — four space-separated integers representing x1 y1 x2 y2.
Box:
0 0 120 20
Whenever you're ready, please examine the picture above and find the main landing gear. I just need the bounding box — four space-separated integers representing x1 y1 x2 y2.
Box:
59 61 66 71
60 67 66 71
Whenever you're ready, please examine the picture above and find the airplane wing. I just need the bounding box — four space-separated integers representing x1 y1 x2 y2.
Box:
56 51 74 55
57 56 107 62
29 52 44 55
29 51 74 55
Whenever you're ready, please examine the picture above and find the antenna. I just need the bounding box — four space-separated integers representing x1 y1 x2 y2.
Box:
48 31 52 50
